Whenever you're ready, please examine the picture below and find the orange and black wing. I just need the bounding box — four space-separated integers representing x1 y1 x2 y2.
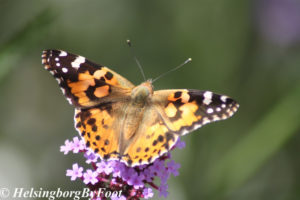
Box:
74 102 126 161
153 89 239 135
42 49 134 108
42 49 134 162
122 89 239 166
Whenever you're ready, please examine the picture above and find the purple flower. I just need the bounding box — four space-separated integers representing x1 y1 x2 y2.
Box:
128 174 145 189
61 135 186 199
84 150 99 164
143 168 155 182
71 137 85 153
83 169 98 185
175 138 186 149
150 160 165 176
160 170 170 185
167 160 181 177
66 163 83 181
96 161 113 175
60 139 72 155
111 196 126 200
158 184 169 198
143 188 154 199
120 167 136 182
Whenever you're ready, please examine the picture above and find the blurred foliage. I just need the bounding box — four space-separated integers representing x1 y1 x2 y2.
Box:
0 8 55 81
0 0 300 200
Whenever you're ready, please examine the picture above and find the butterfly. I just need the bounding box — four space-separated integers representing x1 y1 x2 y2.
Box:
42 49 239 167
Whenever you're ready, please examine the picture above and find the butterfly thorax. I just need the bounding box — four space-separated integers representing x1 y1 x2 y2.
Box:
130 81 153 106
118 81 154 152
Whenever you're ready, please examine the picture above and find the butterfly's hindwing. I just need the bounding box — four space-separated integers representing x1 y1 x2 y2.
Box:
122 106 180 166
74 102 123 161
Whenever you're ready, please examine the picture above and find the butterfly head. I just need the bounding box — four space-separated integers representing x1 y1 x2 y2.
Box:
131 80 153 105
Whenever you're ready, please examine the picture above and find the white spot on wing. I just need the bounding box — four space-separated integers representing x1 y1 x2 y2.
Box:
60 88 66 94
66 98 72 104
71 56 85 69
55 57 59 61
203 91 212 105
216 107 221 112
56 78 61 84
59 51 67 57
56 63 60 67
221 104 226 108
207 108 214 114
221 95 228 103
62 67 68 73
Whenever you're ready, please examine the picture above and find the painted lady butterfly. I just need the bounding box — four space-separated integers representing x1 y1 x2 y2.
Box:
42 49 239 167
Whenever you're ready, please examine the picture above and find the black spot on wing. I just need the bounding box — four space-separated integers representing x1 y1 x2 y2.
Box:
80 109 92 121
211 94 224 106
173 98 184 108
187 90 204 104
81 131 86 136
87 118 96 125
85 86 96 100
85 79 109 101
92 125 97 132
174 91 182 98
95 135 101 140
78 59 103 74
104 71 113 80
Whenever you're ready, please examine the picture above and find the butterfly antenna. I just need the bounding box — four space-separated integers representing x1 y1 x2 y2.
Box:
126 40 146 81
152 57 192 83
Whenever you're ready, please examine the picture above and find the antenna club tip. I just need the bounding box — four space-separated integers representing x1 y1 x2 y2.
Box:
188 58 192 62
126 39 131 46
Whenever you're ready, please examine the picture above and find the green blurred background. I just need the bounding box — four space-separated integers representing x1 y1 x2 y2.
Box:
1 0 300 199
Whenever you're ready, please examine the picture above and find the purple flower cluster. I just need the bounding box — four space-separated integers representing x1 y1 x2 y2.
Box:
61 136 184 199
